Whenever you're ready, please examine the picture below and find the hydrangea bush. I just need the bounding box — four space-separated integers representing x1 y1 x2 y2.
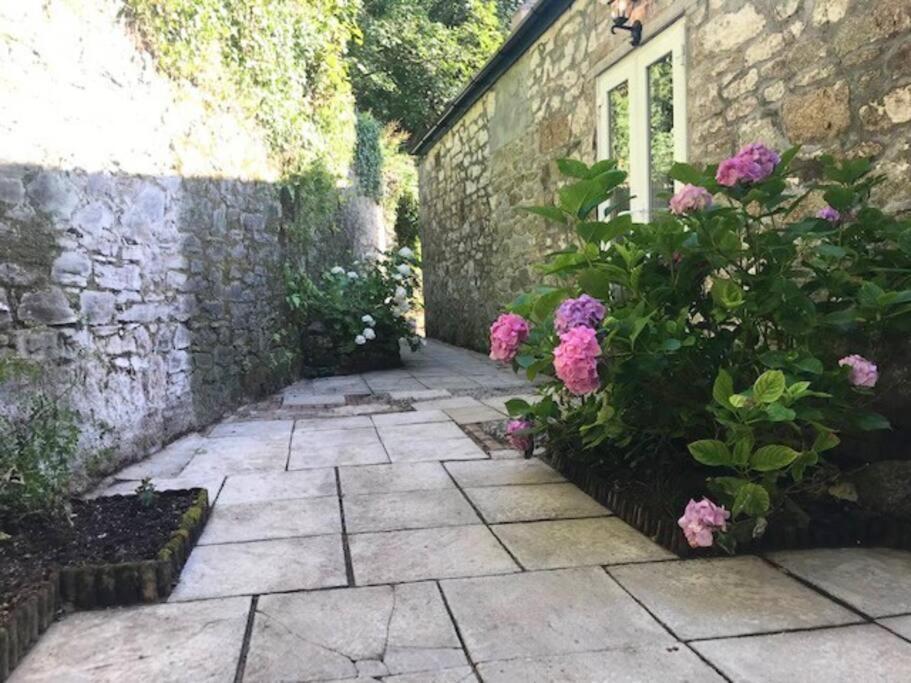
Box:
493 148 911 551
286 247 423 374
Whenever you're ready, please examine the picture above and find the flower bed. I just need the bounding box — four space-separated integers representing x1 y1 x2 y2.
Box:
0 489 209 681
285 247 423 376
491 147 911 554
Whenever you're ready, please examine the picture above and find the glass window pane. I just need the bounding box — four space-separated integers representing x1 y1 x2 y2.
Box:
648 53 674 211
607 81 630 215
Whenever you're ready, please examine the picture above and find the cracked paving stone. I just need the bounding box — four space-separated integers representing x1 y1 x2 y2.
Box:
243 582 467 682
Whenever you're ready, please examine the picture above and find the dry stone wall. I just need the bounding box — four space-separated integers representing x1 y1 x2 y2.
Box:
0 1 289 479
419 0 911 350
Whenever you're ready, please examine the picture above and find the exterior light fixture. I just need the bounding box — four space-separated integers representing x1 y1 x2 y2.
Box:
609 0 643 46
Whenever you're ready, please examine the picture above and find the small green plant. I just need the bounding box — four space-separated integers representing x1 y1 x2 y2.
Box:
135 478 159 508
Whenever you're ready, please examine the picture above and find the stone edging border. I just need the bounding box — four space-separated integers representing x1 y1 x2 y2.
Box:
0 488 209 681
541 450 911 558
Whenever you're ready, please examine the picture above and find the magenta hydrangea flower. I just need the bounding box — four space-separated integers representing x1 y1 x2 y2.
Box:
669 184 714 215
839 354 878 388
489 313 530 363
553 326 601 395
554 294 606 335
506 419 534 453
678 498 730 549
715 143 781 186
817 206 841 223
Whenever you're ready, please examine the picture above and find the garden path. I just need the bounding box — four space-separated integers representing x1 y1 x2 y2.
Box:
12 340 911 682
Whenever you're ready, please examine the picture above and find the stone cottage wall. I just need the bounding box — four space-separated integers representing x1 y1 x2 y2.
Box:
0 2 289 479
419 0 911 351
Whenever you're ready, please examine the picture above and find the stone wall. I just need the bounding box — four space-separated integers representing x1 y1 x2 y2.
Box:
0 1 289 480
419 0 911 350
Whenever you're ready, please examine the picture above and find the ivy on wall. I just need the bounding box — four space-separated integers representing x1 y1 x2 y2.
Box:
354 112 384 201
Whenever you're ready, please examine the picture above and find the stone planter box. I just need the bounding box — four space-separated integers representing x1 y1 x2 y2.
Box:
541 449 911 558
0 488 209 681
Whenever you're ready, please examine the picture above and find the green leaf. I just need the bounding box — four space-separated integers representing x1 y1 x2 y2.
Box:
823 186 854 212
669 162 705 186
556 158 591 178
753 370 786 403
790 451 819 482
712 369 734 408
514 355 535 369
518 205 567 224
588 159 618 177
504 398 532 416
751 444 800 472
660 338 682 352
709 476 749 498
828 481 859 502
853 411 891 431
812 430 840 453
733 483 771 517
711 278 745 310
578 268 614 299
532 288 572 322
794 356 824 374
687 440 732 467
732 434 754 467
576 214 632 244
728 394 750 409
764 403 797 422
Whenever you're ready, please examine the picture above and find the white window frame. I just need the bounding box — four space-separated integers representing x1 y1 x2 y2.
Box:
596 20 687 222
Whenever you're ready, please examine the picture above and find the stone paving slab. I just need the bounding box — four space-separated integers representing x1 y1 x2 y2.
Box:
488 448 523 460
379 667 477 682
208 418 293 440
344 489 480 533
444 405 506 425
179 437 289 478
289 442 390 469
371 410 452 427
610 556 860 640
440 567 672 663
879 614 911 639
692 624 911 682
384 436 487 463
295 426 382 446
339 462 455 495
199 496 341 545
115 433 205 479
170 535 346 601
476 644 723 682
283 394 347 407
217 468 336 505
389 388 452 401
295 415 374 432
445 459 565 487
377 421 467 443
349 525 519 585
9 597 250 682
767 547 911 617
492 517 674 570
90 475 224 501
464 483 610 523
243 582 466 682
411 396 485 411
478 394 539 415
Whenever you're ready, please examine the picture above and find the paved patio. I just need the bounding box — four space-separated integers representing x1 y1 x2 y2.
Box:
12 340 911 681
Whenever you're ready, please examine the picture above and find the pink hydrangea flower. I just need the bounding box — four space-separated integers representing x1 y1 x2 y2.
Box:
554 294 606 335
553 326 601 395
489 313 530 362
506 419 534 453
678 498 731 548
669 184 714 215
715 143 781 186
817 206 841 223
839 354 878 388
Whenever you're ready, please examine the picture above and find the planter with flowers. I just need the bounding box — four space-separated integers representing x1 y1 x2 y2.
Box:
491 146 911 555
286 247 424 376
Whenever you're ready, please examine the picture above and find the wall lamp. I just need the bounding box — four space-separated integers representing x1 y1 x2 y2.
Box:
609 0 643 46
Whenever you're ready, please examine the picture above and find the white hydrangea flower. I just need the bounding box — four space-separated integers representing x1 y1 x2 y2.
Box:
355 335 367 345
361 314 376 327
393 273 403 281
398 246 414 259
363 328 376 340
330 266 345 275
407 319 417 330
396 264 411 276
347 271 359 279
394 286 407 301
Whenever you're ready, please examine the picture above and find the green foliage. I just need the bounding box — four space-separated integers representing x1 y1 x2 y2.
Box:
393 192 420 248
350 0 504 137
135 477 159 508
122 0 360 174
499 152 911 551
355 112 384 201
0 361 78 524
285 249 423 374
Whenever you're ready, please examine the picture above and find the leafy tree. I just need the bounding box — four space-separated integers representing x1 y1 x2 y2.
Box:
349 0 503 138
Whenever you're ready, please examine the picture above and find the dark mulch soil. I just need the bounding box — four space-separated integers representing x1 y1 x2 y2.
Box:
0 490 196 626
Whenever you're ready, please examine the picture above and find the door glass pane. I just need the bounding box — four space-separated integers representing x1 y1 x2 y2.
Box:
647 53 674 211
607 81 630 214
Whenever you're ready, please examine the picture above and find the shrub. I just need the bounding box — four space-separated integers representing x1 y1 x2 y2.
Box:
394 192 420 248
286 247 423 374
495 148 911 551
0 359 79 526
355 112 384 201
